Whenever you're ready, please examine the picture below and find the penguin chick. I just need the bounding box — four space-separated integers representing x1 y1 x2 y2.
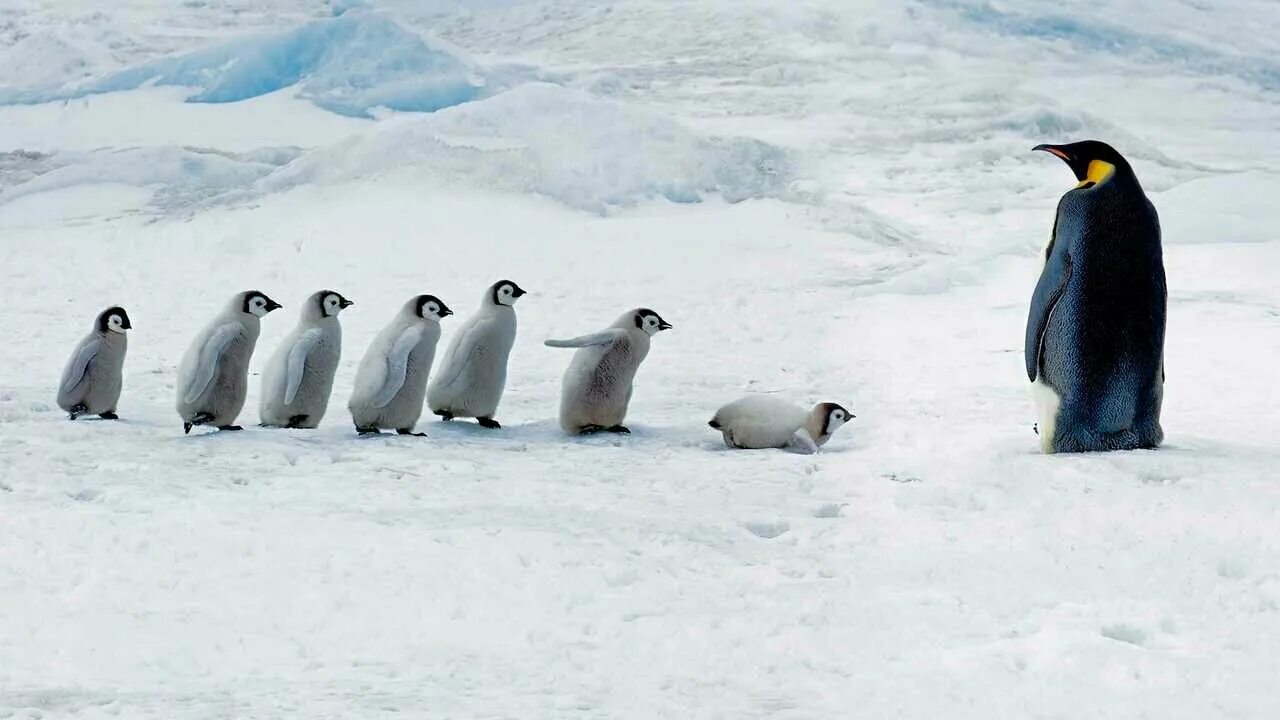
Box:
176 290 282 434
1027 140 1166 453
57 306 131 420
259 290 353 429
428 280 526 429
708 396 853 454
348 294 452 436
545 307 671 435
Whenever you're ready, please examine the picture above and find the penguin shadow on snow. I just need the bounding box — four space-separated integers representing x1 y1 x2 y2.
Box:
698 436 859 455
176 424 352 449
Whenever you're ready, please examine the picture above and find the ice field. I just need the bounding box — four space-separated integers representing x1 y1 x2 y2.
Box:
1 1 1278 717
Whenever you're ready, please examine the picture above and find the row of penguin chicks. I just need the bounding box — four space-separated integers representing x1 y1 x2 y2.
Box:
56 281 855 454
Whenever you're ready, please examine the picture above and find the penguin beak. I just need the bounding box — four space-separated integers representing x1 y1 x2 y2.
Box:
658 320 673 331
339 298 354 309
1034 143 1104 184
513 286 527 298
266 300 283 312
441 307 454 317
1033 144 1071 162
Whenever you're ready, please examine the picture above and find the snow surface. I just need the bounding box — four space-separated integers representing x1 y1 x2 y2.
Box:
259 82 794 212
2 0 1279 718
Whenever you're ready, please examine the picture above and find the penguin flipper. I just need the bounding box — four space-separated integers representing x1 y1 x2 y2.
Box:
544 329 625 349
1025 247 1072 382
60 338 102 397
184 323 240 405
429 319 481 396
371 325 424 408
788 429 820 455
283 328 322 405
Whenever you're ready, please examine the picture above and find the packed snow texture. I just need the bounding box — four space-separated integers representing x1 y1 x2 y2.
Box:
261 83 794 212
0 11 485 118
1 0 1279 718
0 146 301 211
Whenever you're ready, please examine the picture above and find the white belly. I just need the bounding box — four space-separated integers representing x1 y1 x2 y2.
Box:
1031 378 1061 454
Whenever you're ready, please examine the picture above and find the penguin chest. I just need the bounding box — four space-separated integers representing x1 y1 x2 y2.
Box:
1032 377 1061 454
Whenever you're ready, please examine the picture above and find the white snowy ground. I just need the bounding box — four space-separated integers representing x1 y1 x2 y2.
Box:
2 1 1279 718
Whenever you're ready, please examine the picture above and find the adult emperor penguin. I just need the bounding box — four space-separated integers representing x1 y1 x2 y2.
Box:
259 290 353 429
57 306 131 420
427 279 526 429
1027 140 1166 453
709 396 853 453
545 307 672 435
348 294 452 436
176 290 282 434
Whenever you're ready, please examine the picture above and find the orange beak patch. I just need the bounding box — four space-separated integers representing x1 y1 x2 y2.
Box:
1042 147 1070 161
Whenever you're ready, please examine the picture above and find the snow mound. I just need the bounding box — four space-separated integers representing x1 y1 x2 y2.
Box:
1156 171 1280 245
259 83 793 212
0 12 484 119
0 146 301 211
933 0 1280 91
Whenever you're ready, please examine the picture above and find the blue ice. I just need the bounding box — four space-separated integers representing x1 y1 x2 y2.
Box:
0 11 485 118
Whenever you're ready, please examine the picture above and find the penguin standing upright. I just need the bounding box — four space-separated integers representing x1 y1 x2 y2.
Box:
546 307 672 435
57 306 131 420
348 294 452 436
1026 140 1166 453
176 290 282 434
259 290 353 429
428 280 526 429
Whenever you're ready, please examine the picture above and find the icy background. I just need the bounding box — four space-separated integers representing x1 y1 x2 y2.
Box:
1 1 1278 717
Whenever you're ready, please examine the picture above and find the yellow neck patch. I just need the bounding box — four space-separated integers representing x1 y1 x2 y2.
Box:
1077 159 1115 188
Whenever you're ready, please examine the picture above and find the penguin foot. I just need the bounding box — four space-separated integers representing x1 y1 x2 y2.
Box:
218 425 244 432
286 414 309 429
99 411 119 421
435 410 454 422
68 403 87 420
477 417 501 430
185 412 216 434
356 426 381 436
606 425 631 435
578 425 606 435
396 428 427 437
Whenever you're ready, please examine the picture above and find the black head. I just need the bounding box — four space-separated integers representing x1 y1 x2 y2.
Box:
634 308 673 335
97 306 132 333
491 280 527 306
415 294 453 320
819 402 854 436
1032 140 1133 186
242 290 282 317
317 290 354 317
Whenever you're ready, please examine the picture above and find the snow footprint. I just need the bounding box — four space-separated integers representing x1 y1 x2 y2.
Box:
743 520 790 539
1100 623 1148 647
